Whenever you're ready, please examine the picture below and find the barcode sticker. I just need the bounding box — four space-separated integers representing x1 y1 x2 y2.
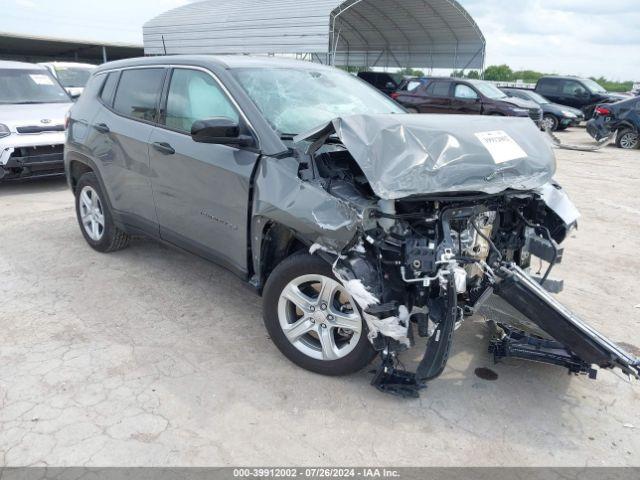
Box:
475 130 527 164
30 74 54 86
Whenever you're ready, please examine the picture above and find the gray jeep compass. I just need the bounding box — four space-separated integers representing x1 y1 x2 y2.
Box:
65 56 639 397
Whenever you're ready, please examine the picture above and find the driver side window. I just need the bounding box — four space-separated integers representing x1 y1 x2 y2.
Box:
454 84 478 100
562 80 587 97
164 69 239 133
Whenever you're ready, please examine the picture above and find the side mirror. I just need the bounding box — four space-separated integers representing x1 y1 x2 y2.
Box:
191 117 254 147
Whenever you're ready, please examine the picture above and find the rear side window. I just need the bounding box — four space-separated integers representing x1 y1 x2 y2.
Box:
113 68 165 122
162 68 239 133
537 79 560 94
428 81 451 97
100 72 119 106
405 80 423 92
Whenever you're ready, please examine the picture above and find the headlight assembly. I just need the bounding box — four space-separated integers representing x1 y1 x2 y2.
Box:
561 111 577 118
0 124 10 138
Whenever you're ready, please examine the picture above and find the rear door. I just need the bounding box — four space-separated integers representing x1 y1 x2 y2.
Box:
87 67 166 232
536 78 562 104
451 83 482 114
148 67 260 275
418 80 453 113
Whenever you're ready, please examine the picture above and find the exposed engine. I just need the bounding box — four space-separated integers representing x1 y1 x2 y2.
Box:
300 139 639 398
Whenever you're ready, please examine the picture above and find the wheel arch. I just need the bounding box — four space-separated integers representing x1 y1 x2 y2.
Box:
252 219 309 293
65 150 119 224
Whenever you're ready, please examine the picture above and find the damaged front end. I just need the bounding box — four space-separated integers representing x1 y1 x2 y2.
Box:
278 114 640 397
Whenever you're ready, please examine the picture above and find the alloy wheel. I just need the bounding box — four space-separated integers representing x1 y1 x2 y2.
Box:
619 131 639 149
79 186 105 241
542 115 558 131
277 274 363 361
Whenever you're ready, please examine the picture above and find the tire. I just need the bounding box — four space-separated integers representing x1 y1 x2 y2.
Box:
263 253 375 376
616 128 640 150
542 114 559 132
74 172 130 253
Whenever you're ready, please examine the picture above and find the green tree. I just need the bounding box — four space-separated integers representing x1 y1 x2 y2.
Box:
512 70 545 83
338 66 369 74
591 77 633 92
466 70 480 79
398 67 425 77
483 64 514 81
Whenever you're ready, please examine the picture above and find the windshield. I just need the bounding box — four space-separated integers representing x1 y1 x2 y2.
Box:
54 66 93 88
469 81 509 100
0 69 70 104
232 67 404 135
581 78 607 94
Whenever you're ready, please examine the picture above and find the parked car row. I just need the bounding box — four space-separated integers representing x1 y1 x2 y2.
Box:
358 72 636 142
0 60 95 182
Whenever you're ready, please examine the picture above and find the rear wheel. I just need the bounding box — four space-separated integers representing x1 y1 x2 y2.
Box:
75 172 130 252
263 254 375 376
616 129 639 149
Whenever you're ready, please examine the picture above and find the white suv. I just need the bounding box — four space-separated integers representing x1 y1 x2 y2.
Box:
0 61 73 181
39 62 96 98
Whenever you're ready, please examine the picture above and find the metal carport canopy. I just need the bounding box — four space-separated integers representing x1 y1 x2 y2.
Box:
143 0 485 70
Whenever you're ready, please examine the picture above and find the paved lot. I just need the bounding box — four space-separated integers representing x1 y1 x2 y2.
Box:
0 129 639 466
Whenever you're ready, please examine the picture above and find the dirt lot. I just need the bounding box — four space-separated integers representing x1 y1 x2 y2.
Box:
0 128 639 466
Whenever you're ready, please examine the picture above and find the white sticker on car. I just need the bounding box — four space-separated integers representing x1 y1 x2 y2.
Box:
30 74 54 86
475 130 527 164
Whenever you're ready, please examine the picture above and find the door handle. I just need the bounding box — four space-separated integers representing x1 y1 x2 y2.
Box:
93 123 110 133
152 142 175 155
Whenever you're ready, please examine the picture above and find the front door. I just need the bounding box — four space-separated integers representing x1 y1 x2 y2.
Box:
148 67 259 275
451 83 482 115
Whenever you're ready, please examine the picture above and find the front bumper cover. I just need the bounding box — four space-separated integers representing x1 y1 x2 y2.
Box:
0 132 65 180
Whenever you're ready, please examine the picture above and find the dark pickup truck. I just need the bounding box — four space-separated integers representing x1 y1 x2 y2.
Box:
534 76 626 119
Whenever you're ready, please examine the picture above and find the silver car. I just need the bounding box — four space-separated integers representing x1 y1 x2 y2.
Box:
0 61 72 181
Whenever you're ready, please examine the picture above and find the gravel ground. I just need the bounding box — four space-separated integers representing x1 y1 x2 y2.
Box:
0 128 638 466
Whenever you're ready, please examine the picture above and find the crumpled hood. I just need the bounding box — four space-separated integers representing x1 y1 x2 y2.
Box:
0 103 72 132
294 114 556 200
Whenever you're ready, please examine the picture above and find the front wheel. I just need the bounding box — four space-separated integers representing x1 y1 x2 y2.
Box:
542 114 559 132
616 128 640 149
262 254 375 376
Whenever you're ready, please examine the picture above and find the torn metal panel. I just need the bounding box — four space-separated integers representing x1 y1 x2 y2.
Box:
295 114 556 200
251 155 361 270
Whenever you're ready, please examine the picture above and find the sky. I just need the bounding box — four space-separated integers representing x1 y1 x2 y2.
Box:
0 0 637 80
